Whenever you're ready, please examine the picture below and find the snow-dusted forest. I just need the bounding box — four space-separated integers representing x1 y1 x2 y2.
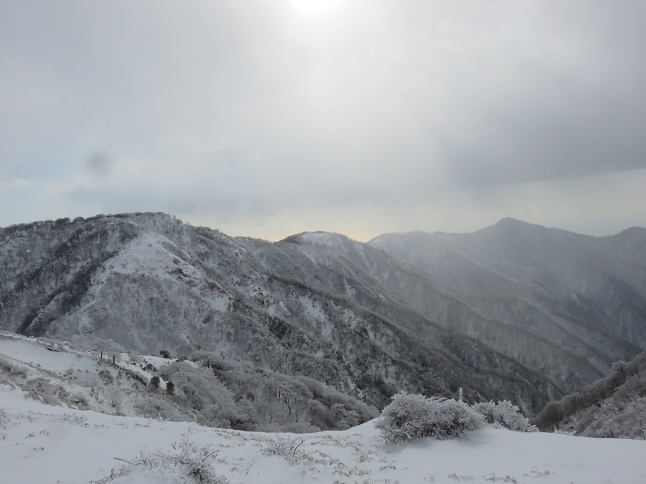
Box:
2 212 646 482
3 213 646 415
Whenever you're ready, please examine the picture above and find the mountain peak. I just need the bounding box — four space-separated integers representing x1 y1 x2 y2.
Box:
489 217 539 230
281 231 357 249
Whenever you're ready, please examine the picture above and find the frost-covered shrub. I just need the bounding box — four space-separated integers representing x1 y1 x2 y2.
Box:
431 398 486 438
131 394 186 421
376 392 484 443
375 393 429 443
473 400 537 432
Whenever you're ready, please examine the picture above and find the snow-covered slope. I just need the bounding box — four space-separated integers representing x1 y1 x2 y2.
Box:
2 381 646 484
2 213 646 420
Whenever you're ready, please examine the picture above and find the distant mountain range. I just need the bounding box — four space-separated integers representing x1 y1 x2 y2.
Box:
1 213 645 427
371 218 646 394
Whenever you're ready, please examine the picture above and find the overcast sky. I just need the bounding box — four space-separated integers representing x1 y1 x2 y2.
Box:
2 0 645 241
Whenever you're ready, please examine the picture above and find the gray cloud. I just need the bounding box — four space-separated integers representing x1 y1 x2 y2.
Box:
1 0 645 238
87 152 113 178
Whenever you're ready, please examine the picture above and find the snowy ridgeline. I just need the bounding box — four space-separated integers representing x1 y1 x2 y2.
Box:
3 382 646 484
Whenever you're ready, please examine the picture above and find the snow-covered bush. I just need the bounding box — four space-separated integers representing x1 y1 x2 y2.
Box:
376 393 429 443
376 392 484 443
473 400 537 432
131 394 186 421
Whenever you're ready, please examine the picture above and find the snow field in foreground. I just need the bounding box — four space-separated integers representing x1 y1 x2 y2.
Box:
2 384 646 483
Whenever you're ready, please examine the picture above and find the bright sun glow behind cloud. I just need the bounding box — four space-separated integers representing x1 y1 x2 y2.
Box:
290 0 344 17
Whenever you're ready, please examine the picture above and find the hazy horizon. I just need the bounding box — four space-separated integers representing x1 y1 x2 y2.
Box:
3 210 643 243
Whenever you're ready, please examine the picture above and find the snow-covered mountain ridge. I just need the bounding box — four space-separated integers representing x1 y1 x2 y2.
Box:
1 213 645 423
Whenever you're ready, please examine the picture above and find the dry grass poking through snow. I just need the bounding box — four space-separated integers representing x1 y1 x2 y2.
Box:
93 432 229 483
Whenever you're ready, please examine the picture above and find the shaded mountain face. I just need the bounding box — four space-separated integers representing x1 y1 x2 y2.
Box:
1 214 644 419
369 218 646 395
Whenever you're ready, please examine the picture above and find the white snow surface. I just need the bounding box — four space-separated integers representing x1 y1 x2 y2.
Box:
2 383 646 483
0 338 95 374
2 331 646 483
